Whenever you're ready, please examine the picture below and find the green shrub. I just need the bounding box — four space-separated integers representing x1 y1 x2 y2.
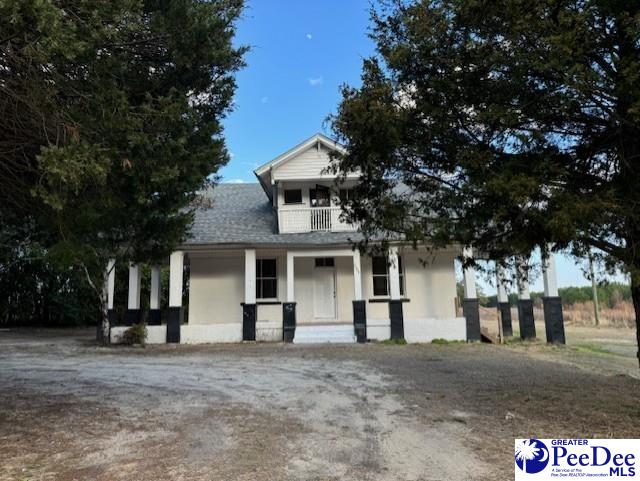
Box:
121 323 147 346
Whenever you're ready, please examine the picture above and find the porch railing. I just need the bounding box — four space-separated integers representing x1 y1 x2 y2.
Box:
278 207 358 234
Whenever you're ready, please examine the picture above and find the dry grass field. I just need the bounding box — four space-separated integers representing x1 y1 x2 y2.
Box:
1 325 639 481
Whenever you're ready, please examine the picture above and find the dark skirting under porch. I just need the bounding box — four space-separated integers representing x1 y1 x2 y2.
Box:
124 308 141 326
148 309 162 326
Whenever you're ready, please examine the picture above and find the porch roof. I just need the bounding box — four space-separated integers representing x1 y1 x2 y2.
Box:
183 183 362 247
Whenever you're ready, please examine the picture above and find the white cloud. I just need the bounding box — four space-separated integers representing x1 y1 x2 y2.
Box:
225 179 246 184
261 96 268 104
308 76 323 87
306 33 312 40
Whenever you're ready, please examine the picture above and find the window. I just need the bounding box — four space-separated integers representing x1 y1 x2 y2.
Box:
371 256 405 297
339 188 356 204
314 257 335 268
256 258 277 299
284 189 302 204
310 186 330 207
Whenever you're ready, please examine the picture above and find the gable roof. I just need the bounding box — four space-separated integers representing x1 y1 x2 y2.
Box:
254 133 346 177
253 133 349 201
183 183 361 247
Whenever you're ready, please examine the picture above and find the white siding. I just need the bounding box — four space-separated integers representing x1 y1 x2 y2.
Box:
189 250 286 326
361 249 458 322
186 248 458 337
272 144 337 181
189 254 244 325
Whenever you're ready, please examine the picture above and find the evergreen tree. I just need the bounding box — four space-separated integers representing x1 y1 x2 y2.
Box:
331 0 640 362
0 0 245 341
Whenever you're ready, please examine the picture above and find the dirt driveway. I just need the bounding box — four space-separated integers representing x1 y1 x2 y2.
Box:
1 329 639 481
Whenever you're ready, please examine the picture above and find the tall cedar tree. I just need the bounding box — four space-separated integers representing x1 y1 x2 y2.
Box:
330 0 640 362
0 0 245 341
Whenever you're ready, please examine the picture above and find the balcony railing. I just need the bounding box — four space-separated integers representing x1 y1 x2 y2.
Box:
278 206 358 234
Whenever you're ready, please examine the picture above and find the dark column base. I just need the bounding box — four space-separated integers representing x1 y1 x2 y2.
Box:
353 300 367 343
498 302 513 338
107 309 118 327
166 307 183 343
283 302 296 343
517 299 536 340
243 303 257 341
463 298 481 342
124 308 141 326
389 300 404 340
543 296 565 344
148 309 162 326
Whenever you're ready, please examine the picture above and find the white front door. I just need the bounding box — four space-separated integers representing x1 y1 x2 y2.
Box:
313 268 336 319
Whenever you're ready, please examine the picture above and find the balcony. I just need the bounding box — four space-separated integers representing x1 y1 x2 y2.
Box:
278 206 358 234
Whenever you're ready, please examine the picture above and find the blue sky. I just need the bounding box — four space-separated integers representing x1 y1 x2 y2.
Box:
218 0 624 293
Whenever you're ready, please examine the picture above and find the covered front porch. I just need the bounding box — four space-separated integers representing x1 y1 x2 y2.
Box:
105 245 467 344
190 246 402 344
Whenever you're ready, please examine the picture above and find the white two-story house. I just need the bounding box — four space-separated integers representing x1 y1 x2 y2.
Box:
109 133 467 344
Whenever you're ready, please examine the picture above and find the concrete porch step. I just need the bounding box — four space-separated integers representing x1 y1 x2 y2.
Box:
293 324 356 344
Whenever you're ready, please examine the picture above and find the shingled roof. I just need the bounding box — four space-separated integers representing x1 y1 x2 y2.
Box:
183 183 361 247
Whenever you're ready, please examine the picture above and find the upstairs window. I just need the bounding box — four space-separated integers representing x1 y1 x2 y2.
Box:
284 189 302 204
256 258 277 299
372 256 405 297
339 188 356 204
314 257 335 268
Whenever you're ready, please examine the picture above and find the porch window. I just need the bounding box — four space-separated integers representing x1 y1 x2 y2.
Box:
310 186 330 207
284 189 302 204
256 258 277 299
372 256 404 297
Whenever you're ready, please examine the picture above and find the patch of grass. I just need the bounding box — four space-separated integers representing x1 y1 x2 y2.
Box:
379 338 407 345
431 338 464 345
572 343 616 356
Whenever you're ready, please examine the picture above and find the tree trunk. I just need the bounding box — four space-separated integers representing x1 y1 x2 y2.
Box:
630 273 640 368
81 263 110 346
98 307 110 345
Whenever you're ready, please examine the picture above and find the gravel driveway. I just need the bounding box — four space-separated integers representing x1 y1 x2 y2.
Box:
1 328 638 481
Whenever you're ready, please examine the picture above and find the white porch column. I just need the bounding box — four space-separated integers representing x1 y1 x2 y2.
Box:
496 264 509 304
244 249 256 304
542 250 559 297
169 251 184 307
106 258 116 310
388 246 401 300
127 263 141 310
353 249 362 301
286 251 295 302
462 246 477 299
150 265 161 310
516 259 531 300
